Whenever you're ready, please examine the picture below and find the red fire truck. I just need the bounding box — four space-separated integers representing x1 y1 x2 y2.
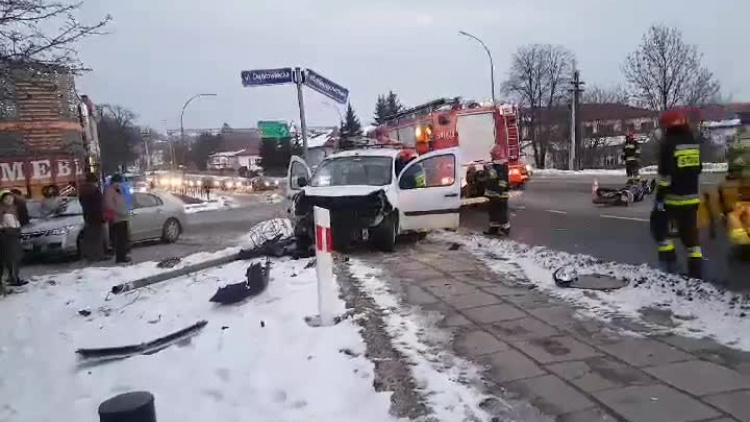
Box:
376 98 528 196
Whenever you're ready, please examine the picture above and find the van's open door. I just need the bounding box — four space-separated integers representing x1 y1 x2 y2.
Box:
397 147 461 231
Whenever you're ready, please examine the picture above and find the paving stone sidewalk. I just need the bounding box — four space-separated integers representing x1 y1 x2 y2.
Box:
359 239 750 422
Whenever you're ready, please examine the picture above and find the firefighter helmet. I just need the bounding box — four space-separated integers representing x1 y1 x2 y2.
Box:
659 109 690 129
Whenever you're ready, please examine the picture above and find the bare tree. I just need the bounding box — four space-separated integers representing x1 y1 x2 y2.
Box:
0 0 111 70
98 104 142 174
503 44 574 168
623 24 720 111
582 85 629 104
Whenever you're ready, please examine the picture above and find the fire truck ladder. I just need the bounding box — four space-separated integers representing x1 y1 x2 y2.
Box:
504 111 520 161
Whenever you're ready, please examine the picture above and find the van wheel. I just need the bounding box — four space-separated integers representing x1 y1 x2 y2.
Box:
162 218 181 243
372 213 397 252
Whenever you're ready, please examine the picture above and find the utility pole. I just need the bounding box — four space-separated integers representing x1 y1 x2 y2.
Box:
294 67 310 162
141 128 151 172
569 69 584 170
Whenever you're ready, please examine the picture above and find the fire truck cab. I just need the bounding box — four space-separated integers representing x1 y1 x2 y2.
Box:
376 98 528 197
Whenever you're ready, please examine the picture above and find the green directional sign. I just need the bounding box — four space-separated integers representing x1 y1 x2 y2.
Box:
258 121 290 138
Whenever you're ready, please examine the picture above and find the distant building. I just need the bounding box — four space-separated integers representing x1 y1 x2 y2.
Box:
207 149 261 171
522 103 657 168
306 129 337 167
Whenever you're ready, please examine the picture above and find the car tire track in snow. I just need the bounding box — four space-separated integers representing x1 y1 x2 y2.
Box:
335 259 432 420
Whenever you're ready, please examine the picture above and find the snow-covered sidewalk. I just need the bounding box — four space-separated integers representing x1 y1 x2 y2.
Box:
439 231 750 351
0 253 395 422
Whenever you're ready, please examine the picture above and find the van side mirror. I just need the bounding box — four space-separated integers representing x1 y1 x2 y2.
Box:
297 177 308 188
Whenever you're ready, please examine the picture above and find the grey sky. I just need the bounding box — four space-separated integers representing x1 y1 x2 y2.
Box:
76 0 748 132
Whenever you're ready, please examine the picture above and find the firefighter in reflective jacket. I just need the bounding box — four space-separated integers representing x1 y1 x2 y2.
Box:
484 146 510 236
651 109 703 279
622 132 641 181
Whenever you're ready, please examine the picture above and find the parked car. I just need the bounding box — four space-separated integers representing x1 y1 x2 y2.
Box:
21 191 186 257
285 147 460 252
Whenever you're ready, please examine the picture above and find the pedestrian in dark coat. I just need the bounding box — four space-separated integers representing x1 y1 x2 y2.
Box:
0 190 27 293
79 173 107 261
10 189 29 227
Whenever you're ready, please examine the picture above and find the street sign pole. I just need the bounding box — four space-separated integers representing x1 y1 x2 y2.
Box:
295 67 309 162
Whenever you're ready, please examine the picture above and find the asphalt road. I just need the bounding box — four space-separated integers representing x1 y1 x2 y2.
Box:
461 172 750 292
22 193 285 278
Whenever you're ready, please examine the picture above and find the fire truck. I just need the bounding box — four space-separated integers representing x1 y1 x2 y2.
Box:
376 98 529 197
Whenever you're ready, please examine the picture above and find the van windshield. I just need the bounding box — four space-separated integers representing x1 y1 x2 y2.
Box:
310 156 393 187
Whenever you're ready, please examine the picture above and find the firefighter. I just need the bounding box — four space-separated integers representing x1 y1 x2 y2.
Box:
396 150 426 188
622 132 641 182
484 145 510 236
651 109 703 278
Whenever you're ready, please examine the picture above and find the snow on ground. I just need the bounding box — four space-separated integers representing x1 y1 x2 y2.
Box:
0 256 394 422
262 192 284 204
438 232 750 351
183 196 237 214
350 260 496 422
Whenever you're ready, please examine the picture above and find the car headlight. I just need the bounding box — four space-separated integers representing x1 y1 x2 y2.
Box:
48 225 77 236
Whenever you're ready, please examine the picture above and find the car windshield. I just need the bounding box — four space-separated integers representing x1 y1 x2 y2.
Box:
28 199 83 218
310 156 393 187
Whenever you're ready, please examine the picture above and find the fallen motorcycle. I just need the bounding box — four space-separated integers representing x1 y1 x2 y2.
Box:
592 179 656 206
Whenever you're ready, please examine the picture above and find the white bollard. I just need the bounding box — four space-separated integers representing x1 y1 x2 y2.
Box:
314 206 336 326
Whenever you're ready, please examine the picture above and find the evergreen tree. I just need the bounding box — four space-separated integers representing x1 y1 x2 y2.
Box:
340 104 362 139
385 91 404 115
373 95 389 125
339 104 363 150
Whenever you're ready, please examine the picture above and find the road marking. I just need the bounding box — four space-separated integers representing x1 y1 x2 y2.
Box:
545 209 568 214
600 214 649 223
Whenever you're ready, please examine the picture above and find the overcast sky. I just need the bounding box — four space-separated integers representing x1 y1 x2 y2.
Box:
75 0 747 132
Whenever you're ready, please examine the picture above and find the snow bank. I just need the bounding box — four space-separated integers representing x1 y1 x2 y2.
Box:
438 232 750 351
183 196 236 214
262 192 284 204
350 260 496 422
0 259 394 422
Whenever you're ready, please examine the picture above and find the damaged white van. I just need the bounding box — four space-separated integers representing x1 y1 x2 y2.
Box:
285 147 461 251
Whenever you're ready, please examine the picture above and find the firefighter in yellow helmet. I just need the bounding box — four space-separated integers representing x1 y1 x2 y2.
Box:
483 145 510 236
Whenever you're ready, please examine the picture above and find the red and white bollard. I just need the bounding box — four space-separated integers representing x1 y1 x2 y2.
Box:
314 206 336 326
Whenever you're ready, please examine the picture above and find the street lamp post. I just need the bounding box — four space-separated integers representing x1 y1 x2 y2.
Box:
458 30 496 105
179 93 217 170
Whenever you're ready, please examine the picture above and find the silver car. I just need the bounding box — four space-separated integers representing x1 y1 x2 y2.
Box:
22 191 186 257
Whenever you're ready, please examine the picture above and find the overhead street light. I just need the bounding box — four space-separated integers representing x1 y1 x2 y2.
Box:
459 30 496 105
179 93 218 170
